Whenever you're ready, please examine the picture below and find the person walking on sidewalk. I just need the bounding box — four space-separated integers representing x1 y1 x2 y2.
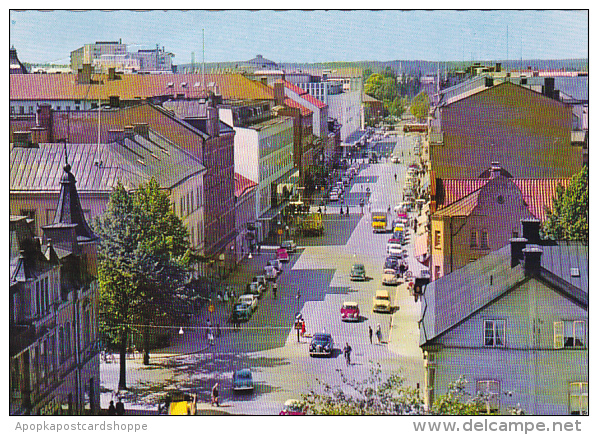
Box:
346 206 349 215
272 282 278 299
108 401 116 416
376 323 382 344
115 399 125 416
343 342 352 366
368 325 373 344
211 383 219 407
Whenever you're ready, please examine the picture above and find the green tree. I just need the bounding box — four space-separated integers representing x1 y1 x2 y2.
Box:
363 67 373 83
410 92 430 121
364 73 384 98
388 96 406 118
94 179 191 389
298 365 519 415
543 166 589 242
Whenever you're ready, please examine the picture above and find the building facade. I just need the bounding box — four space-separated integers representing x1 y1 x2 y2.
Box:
429 81 581 179
420 233 588 415
10 162 101 415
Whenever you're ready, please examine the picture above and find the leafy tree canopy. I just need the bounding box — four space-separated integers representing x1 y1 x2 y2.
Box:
543 166 588 243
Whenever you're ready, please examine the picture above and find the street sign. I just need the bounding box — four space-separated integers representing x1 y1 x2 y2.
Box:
208 304 215 313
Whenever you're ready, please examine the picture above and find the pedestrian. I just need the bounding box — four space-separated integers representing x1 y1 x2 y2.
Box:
115 399 125 416
318 206 322 214
296 289 301 301
376 324 382 344
340 207 344 216
343 342 352 366
394 173 397 182
211 383 219 407
216 323 221 337
206 318 211 329
257 244 261 255
107 400 116 416
300 320 306 337
207 330 215 346
324 205 327 214
387 205 391 214
368 325 373 344
272 283 277 299
346 206 349 215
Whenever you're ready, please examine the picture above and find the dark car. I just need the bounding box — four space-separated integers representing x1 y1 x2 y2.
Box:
384 257 400 271
309 333 334 357
232 369 254 393
350 263 366 281
232 303 252 321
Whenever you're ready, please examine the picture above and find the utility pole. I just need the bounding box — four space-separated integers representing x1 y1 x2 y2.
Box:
202 29 206 91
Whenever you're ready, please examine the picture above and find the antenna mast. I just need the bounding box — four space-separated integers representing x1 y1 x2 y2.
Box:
202 29 206 91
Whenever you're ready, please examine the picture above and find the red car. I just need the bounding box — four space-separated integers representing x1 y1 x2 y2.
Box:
279 399 306 416
276 247 289 262
340 301 360 322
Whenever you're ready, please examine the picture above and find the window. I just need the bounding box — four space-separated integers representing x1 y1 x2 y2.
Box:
554 320 585 348
470 230 478 248
480 229 489 249
434 266 441 280
10 106 14 115
57 106 61 111
569 382 588 415
19 106 24 114
484 320 505 347
65 322 71 357
476 380 500 413
59 326 65 363
434 231 441 249
512 231 518 238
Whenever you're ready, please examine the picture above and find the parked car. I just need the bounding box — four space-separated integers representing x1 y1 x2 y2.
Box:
268 259 283 273
341 301 360 322
350 263 366 281
342 177 350 186
232 369 254 393
246 282 263 298
309 333 334 357
382 269 399 286
372 289 392 313
391 156 401 164
279 399 306 416
329 191 339 201
264 265 278 280
276 247 289 262
255 275 267 287
281 240 297 253
384 257 400 271
238 294 258 311
232 302 253 321
387 243 406 256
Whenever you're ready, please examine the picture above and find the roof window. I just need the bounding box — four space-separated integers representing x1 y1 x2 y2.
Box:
571 268 580 277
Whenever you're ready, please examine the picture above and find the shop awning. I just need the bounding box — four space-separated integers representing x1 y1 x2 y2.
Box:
414 234 430 265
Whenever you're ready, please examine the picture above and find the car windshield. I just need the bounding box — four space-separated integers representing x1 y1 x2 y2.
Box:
312 334 331 343
376 295 390 301
342 303 357 310
352 264 364 270
236 371 252 379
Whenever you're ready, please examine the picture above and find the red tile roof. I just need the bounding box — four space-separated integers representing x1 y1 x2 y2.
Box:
282 80 327 109
10 73 275 102
284 98 313 116
439 178 570 221
234 173 258 198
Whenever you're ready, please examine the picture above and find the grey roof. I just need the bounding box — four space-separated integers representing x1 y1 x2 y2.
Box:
10 131 206 193
554 76 588 102
420 241 588 347
163 99 208 118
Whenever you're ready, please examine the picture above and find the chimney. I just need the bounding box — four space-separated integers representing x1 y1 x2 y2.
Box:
490 161 501 179
543 77 555 98
36 104 52 130
274 81 285 106
30 126 48 144
124 125 135 139
510 237 528 268
495 62 501 72
521 218 541 245
108 67 116 80
109 96 120 108
485 77 494 87
206 106 220 138
107 129 125 143
78 63 92 84
13 131 34 148
522 246 543 276
133 122 149 138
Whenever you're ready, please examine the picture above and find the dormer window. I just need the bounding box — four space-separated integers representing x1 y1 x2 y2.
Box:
167 82 174 88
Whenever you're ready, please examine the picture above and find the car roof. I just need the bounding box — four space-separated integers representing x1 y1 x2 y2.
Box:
376 289 390 296
352 263 365 268
342 301 358 307
313 333 332 339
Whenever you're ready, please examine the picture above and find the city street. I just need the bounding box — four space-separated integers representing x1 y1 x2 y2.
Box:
100 130 428 415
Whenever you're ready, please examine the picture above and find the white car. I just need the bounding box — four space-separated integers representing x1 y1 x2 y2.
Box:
238 294 258 311
264 265 278 280
387 244 406 256
329 191 339 201
391 156 401 164
382 269 399 286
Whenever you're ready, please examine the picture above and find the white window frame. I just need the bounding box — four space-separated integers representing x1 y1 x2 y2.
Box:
477 380 500 413
554 320 586 348
569 382 588 415
484 319 506 347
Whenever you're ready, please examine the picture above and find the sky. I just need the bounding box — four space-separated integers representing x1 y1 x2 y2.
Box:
9 9 589 65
